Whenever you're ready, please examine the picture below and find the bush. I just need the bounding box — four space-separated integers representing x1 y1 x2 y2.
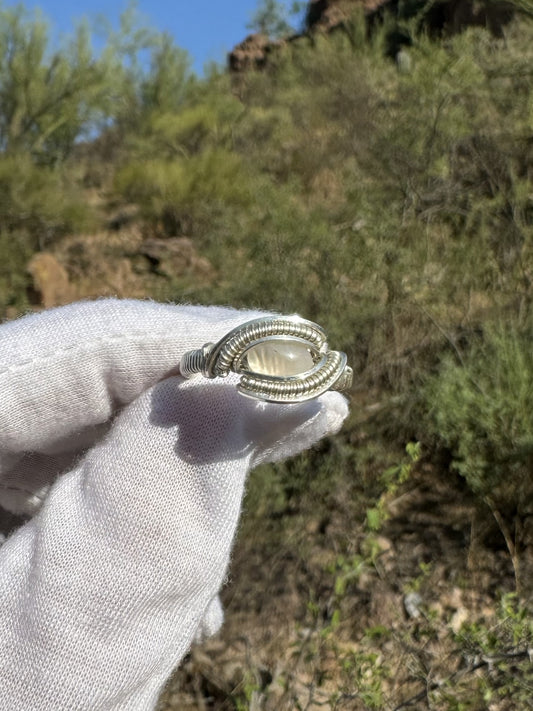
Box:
422 321 533 590
0 230 33 314
424 323 533 506
114 149 251 236
0 153 94 245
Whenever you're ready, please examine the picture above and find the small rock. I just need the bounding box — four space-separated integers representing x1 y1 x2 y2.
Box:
450 606 469 634
375 536 393 553
404 592 423 619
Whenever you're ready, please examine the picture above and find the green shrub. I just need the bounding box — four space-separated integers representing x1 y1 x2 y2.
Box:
0 230 33 314
444 593 533 709
114 149 251 235
0 153 94 245
424 323 533 507
422 321 533 590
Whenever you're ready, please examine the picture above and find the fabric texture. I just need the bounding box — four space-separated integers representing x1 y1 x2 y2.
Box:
0 299 348 710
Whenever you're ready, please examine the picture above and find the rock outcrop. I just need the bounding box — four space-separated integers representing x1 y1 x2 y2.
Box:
420 0 515 37
139 237 214 281
228 33 281 73
306 0 515 36
228 0 517 72
305 0 385 31
27 253 75 308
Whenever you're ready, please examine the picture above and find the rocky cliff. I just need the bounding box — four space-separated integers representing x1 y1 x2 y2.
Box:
229 0 516 71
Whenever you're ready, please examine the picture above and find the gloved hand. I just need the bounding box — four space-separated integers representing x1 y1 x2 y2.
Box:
0 299 348 710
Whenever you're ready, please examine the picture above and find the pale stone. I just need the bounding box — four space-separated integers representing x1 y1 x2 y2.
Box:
243 340 314 376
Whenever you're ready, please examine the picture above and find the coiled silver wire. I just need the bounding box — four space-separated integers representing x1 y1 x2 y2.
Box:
179 315 352 403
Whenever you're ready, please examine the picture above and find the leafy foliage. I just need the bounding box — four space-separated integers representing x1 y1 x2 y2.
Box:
0 229 33 312
0 3 123 159
424 323 533 508
115 149 251 236
0 153 92 239
421 322 533 591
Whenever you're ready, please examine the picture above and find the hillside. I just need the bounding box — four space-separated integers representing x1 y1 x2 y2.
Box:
1 1 533 708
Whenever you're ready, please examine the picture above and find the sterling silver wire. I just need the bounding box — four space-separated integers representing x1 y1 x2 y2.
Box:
180 315 352 403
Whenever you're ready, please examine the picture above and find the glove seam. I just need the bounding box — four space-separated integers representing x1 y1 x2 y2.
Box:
0 331 185 378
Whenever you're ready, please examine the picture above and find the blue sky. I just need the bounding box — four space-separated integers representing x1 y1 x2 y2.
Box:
3 0 299 74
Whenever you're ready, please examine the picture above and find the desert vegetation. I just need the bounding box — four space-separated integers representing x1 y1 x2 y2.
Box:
1 0 533 707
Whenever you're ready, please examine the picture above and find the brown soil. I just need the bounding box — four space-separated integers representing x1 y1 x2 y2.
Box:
157 464 520 710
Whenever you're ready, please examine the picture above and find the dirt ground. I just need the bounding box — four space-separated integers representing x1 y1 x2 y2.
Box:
157 463 524 710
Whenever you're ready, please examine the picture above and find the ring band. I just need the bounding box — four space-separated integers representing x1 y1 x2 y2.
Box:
180 316 353 403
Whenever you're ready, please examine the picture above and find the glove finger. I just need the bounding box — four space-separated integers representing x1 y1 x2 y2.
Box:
153 378 348 467
0 299 270 459
249 390 349 466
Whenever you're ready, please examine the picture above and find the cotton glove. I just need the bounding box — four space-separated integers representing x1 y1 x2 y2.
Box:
0 299 348 710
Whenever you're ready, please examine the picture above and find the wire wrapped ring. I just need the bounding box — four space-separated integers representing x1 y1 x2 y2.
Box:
180 316 353 403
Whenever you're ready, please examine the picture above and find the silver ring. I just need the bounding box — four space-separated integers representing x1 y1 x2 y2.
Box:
180 316 353 403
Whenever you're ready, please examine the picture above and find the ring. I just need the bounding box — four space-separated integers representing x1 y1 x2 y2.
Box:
180 315 353 403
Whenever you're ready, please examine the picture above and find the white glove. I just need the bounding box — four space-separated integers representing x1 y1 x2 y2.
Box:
0 299 348 710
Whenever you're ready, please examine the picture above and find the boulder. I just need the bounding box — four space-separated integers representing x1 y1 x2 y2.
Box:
140 237 214 281
26 253 75 308
228 33 277 73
